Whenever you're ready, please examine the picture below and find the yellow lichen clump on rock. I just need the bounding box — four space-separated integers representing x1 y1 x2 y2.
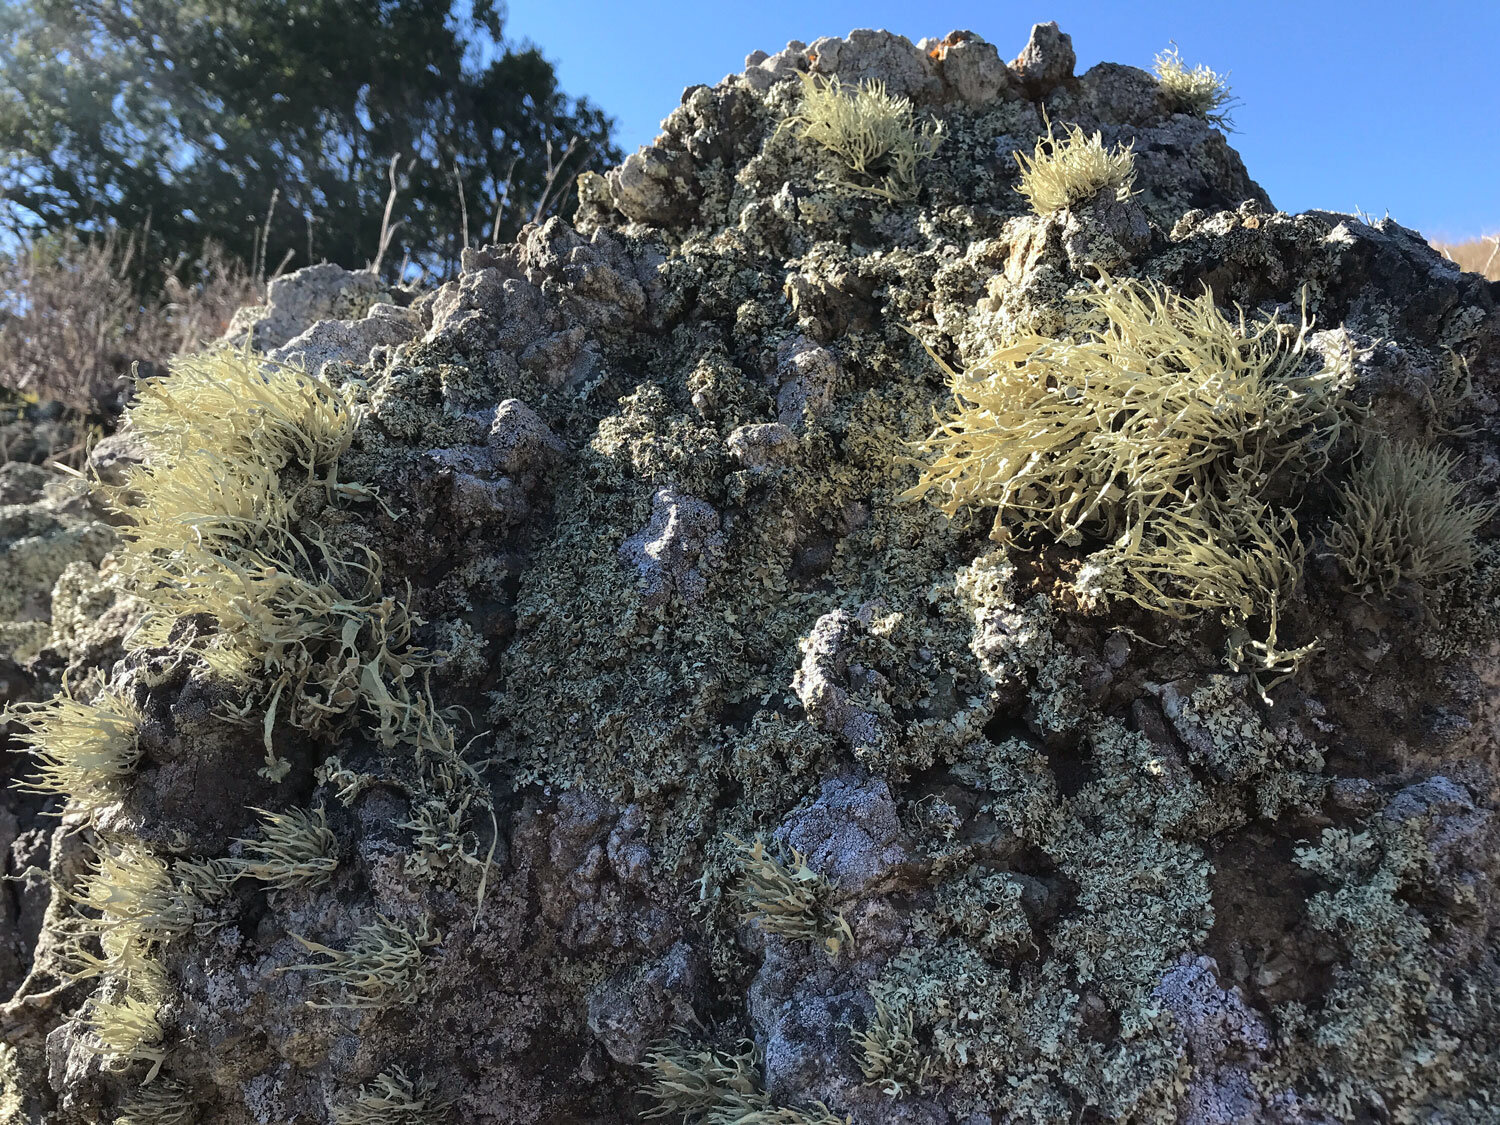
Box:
907 273 1352 678
1013 123 1137 215
781 71 942 202
1327 437 1494 595
111 348 436 780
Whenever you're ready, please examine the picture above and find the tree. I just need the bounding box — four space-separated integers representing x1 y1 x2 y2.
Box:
0 0 620 281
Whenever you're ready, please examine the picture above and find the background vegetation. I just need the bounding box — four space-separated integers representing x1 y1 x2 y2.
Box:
0 0 619 281
0 0 620 421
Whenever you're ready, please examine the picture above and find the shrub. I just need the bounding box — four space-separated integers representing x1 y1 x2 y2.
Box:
781 71 941 203
1013 123 1136 216
0 227 262 415
1153 44 1236 130
1327 438 1494 595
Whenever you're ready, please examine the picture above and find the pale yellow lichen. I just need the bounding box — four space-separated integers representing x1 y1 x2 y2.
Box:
851 989 929 1098
331 1066 451 1125
726 835 853 957
279 916 440 1010
8 685 142 816
641 1039 848 1124
1327 438 1493 596
234 804 339 890
1013 123 1136 215
1153 43 1236 129
781 71 941 203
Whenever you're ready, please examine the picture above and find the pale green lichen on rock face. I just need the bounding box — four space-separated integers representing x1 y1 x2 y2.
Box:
1013 122 1137 215
1152 43 1236 130
1327 436 1494 595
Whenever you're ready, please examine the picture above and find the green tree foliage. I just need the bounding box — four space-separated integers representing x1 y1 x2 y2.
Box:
0 0 619 280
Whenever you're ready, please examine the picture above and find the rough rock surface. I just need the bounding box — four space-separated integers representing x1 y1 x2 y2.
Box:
0 463 115 668
2 22 1499 1125
223 262 413 359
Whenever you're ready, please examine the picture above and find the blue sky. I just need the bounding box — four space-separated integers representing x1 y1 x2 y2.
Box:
504 1 1499 241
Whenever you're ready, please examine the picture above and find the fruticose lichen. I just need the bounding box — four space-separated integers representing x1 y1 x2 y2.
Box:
780 71 942 202
1152 43 1236 130
1327 436 1493 595
1012 122 1137 215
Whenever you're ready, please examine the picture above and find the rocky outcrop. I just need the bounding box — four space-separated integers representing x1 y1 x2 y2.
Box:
3 22 1498 1125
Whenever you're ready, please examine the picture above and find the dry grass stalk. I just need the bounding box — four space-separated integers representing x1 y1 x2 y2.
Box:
0 227 263 415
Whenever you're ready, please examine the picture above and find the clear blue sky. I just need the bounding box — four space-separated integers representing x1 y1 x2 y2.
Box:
503 0 1499 241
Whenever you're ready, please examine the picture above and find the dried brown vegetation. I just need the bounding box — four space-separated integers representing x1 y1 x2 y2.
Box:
0 227 264 415
1431 233 1500 280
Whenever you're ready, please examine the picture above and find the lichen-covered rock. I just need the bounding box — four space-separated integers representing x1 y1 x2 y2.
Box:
223 262 402 353
268 301 422 377
5 20 1499 1125
0 464 114 664
619 486 726 606
922 31 1011 107
1008 21 1076 97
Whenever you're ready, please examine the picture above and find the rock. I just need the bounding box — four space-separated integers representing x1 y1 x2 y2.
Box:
619 487 726 606
8 21 1499 1125
587 942 705 1064
223 262 398 352
1009 21 1076 96
931 30 1011 106
727 422 798 472
86 429 148 488
807 29 941 102
1154 956 1274 1125
267 301 421 376
775 774 913 896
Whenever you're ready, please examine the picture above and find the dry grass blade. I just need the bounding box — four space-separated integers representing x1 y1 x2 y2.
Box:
1430 233 1500 281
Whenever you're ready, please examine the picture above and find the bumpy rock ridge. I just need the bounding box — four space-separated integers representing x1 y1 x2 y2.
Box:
2 22 1498 1125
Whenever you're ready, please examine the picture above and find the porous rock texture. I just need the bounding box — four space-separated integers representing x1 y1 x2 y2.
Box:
3 22 1500 1125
